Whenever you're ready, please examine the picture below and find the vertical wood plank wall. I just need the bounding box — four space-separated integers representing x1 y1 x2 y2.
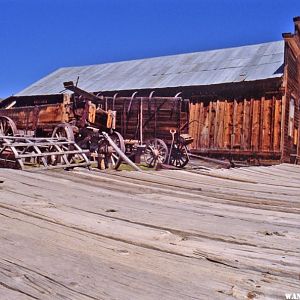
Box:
101 97 188 143
188 97 282 154
283 42 300 161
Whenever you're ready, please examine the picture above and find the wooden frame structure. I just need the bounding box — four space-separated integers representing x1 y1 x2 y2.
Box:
94 94 189 144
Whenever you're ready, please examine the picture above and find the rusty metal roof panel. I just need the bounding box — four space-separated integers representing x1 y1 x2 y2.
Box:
16 40 284 96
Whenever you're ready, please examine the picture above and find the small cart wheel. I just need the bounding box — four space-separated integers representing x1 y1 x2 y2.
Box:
169 141 189 168
0 116 17 136
51 123 75 141
145 138 168 168
97 131 125 169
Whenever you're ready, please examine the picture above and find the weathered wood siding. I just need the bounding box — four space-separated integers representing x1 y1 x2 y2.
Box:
101 97 188 143
0 103 69 131
189 97 282 156
282 43 300 161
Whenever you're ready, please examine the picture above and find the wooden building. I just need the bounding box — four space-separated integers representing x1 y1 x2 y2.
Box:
5 17 300 163
188 17 300 163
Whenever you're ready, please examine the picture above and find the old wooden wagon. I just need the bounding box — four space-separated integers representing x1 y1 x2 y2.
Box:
63 82 194 168
0 93 121 170
0 83 194 170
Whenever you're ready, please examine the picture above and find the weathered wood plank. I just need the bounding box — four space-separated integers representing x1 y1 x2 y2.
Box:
0 166 299 299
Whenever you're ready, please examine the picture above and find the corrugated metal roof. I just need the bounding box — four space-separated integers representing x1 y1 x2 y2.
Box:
17 41 284 96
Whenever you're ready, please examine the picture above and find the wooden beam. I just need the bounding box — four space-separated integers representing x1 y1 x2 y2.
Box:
282 33 300 59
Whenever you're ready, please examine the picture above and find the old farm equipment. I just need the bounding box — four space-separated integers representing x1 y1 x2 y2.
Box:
61 82 133 170
0 96 92 170
63 82 194 168
0 92 128 170
0 134 90 170
0 80 193 170
109 92 193 168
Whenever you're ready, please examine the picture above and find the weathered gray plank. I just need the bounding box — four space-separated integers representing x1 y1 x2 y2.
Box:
0 165 299 299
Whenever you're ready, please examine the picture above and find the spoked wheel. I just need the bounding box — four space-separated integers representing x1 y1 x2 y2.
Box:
0 116 17 136
0 117 17 168
51 123 75 141
50 123 75 166
144 138 168 168
169 141 189 168
97 131 125 169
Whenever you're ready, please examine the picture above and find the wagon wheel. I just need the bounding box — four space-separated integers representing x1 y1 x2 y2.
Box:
0 116 17 136
51 123 75 141
97 131 125 169
169 141 189 168
144 138 168 168
50 123 75 165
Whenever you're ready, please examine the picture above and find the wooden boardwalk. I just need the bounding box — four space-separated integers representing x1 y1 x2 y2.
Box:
0 164 299 299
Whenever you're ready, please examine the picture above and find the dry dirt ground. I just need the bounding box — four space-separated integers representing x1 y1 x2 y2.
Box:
0 164 299 299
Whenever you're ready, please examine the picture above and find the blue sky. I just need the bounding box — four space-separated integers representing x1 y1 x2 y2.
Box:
0 0 299 98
